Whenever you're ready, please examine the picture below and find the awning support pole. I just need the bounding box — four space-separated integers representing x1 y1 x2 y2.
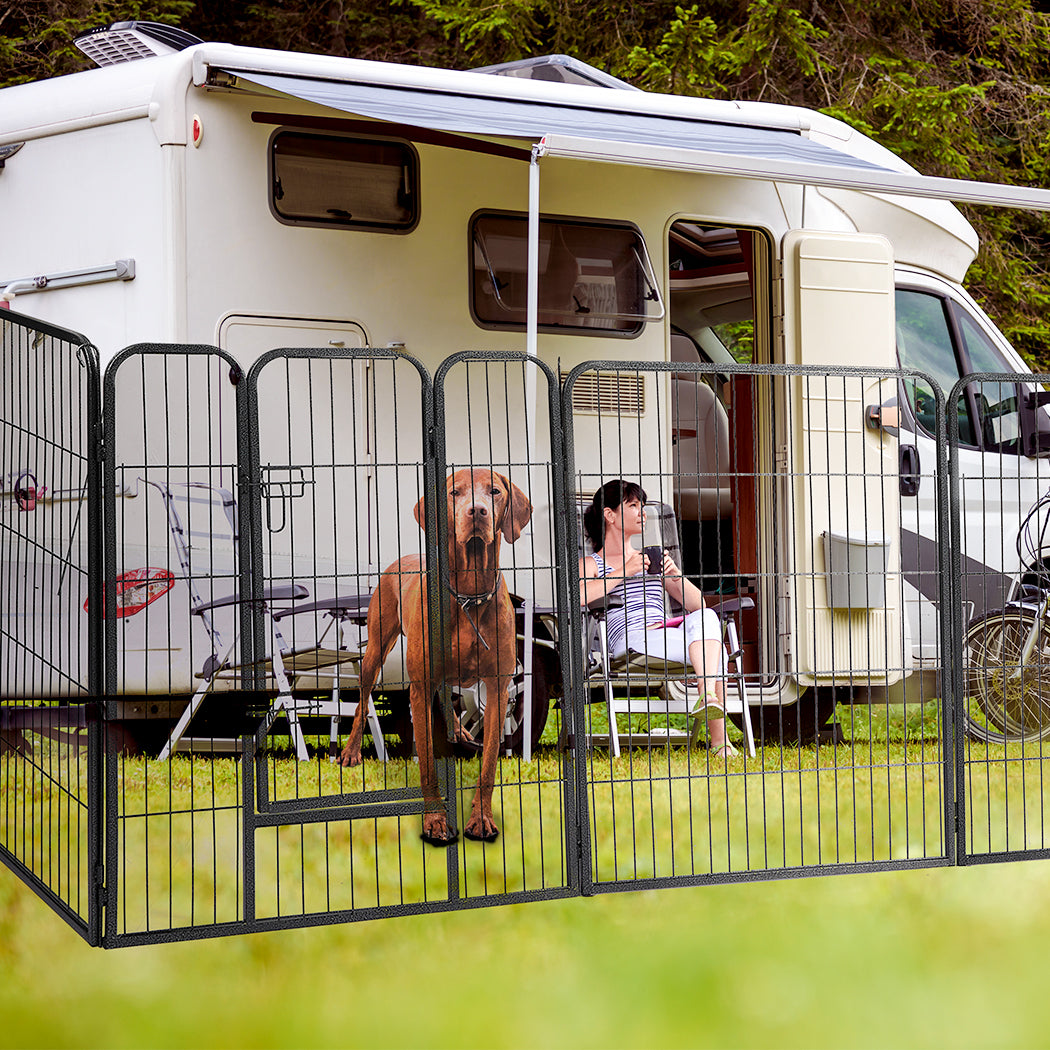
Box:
519 144 541 761
527 144 540 356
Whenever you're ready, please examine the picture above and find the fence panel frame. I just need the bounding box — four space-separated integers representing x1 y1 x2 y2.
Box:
433 349 584 899
100 343 250 947
561 357 958 893
0 307 104 944
947 370 1050 865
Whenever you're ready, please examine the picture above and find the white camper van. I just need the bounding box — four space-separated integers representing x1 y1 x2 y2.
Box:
3 24 1050 745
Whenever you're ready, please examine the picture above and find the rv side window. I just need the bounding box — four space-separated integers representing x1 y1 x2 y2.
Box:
470 213 660 333
269 132 418 232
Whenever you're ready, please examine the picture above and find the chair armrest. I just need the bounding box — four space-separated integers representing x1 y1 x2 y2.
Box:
273 592 371 623
710 596 754 619
585 591 625 619
194 583 309 614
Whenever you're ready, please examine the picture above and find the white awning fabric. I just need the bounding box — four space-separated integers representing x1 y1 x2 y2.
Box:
228 69 888 173
226 67 1050 212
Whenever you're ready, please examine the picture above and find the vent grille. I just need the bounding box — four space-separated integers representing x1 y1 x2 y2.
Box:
74 22 203 67
76 31 158 65
570 371 646 416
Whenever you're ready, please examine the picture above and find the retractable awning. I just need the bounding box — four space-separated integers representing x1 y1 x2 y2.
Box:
536 134 1050 211
227 68 890 175
223 66 1050 213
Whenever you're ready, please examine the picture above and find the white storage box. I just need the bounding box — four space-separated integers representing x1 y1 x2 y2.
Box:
822 530 889 610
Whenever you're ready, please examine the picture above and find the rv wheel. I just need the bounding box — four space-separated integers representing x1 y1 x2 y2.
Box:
502 647 555 756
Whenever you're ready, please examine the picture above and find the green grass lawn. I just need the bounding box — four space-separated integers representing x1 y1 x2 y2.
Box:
4 852 1050 1049
5 702 1050 1047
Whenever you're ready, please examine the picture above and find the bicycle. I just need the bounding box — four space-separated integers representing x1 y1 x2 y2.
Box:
964 485 1050 744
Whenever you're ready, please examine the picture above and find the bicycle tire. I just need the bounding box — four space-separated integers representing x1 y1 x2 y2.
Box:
963 607 1050 744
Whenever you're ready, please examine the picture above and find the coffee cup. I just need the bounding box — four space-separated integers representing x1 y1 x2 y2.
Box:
643 545 663 575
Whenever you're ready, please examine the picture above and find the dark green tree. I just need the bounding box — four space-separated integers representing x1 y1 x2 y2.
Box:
6 0 1050 366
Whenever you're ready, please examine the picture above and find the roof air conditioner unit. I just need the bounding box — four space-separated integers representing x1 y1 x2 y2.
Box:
73 21 203 67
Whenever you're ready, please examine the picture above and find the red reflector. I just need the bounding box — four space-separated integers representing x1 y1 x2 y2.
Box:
87 567 175 618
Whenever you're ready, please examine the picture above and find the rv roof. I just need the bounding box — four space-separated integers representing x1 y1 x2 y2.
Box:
2 41 1048 220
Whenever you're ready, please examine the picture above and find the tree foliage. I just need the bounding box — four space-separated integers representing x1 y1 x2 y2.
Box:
6 0 1050 365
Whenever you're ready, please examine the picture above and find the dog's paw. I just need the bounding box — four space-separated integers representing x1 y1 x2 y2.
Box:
337 745 362 768
464 814 499 843
421 813 457 847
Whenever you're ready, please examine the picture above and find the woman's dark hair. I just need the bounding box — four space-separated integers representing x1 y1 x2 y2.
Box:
583 479 647 551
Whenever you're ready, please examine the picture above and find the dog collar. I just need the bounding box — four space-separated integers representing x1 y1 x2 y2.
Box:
450 571 502 651
449 570 502 609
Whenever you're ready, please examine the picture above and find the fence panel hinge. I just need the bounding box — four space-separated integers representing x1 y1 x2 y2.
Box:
94 862 105 891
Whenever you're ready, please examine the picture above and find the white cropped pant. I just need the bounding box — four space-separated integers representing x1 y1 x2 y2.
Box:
617 606 725 673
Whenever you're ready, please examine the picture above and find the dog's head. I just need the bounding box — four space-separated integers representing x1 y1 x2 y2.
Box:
414 469 532 578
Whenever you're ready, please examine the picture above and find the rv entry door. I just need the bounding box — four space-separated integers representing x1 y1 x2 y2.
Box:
781 231 906 686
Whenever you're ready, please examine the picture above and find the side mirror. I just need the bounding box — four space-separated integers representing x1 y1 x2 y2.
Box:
1020 388 1050 457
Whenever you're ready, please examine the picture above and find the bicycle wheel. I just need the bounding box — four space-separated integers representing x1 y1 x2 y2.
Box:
963 608 1050 744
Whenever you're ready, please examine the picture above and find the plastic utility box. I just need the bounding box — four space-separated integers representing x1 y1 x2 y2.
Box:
822 530 889 610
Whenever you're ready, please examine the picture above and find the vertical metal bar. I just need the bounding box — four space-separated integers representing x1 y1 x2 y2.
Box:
101 347 121 945
946 376 968 864
933 376 959 865
241 734 256 924
559 365 595 895
238 357 265 694
81 337 105 945
430 356 459 896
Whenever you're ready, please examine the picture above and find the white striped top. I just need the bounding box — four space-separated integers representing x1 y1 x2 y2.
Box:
589 552 666 656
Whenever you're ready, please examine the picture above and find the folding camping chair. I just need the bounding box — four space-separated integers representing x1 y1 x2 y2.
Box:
578 499 756 757
147 481 384 762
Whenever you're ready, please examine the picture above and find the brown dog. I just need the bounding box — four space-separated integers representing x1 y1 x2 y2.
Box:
338 468 532 845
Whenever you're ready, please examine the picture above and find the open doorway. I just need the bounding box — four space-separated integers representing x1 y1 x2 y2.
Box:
667 221 768 579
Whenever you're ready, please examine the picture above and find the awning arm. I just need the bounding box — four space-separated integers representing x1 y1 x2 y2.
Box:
536 134 1050 212
527 144 541 359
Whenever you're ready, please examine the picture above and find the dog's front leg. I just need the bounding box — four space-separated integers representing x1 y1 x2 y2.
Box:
464 675 507 842
412 683 457 846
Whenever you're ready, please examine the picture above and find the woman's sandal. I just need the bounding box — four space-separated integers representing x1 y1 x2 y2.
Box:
689 691 724 717
709 738 739 759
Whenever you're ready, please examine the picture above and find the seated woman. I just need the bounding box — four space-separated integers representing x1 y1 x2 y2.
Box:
580 479 737 758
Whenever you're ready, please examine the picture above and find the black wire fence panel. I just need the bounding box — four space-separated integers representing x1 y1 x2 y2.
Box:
95 347 579 944
12 330 1050 945
100 345 250 942
949 373 1050 862
562 362 954 887
0 309 102 944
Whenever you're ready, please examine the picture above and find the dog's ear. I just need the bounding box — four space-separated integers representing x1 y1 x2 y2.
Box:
500 477 533 543
413 493 427 531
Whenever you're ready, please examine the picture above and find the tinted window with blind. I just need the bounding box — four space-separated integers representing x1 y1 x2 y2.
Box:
471 213 660 334
270 132 418 232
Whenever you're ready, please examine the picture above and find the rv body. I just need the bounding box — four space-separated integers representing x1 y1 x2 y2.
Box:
1 41 1047 711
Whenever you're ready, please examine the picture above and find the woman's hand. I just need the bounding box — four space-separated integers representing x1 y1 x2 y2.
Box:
660 552 683 578
623 546 647 578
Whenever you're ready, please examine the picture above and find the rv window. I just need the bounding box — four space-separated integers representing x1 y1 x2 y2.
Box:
895 289 977 446
952 304 1023 453
270 132 417 232
471 213 660 333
